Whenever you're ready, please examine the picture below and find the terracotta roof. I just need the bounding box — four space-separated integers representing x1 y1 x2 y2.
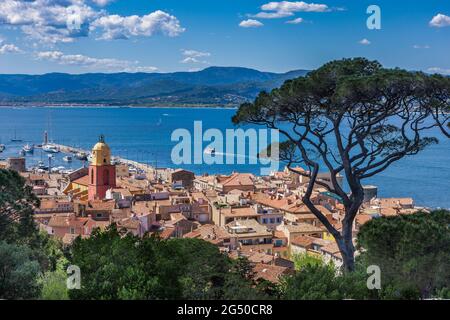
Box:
320 242 343 260
253 263 291 284
118 218 140 230
380 207 399 217
283 223 323 234
356 214 372 226
378 198 414 208
291 235 314 248
87 200 115 211
222 206 259 218
247 252 273 264
221 173 255 187
184 224 233 241
72 175 90 186
273 230 287 239
158 227 175 239
48 215 88 228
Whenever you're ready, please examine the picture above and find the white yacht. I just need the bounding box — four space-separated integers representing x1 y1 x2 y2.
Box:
42 144 60 153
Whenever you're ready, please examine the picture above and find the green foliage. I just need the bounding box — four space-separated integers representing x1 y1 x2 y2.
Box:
293 253 324 271
0 169 40 245
68 225 265 300
223 257 270 300
39 270 69 300
280 263 341 300
280 259 376 300
357 210 450 299
0 241 42 299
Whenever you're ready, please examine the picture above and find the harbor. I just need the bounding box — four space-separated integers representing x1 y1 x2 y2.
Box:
0 134 157 178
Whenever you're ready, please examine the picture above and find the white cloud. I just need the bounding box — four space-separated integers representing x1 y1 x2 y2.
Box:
0 1 184 43
427 67 450 75
413 44 430 49
92 10 185 40
239 19 264 28
260 1 329 17
429 13 450 27
36 50 158 72
91 0 115 6
180 49 211 64
286 17 304 24
251 11 293 19
0 0 98 43
0 43 22 54
181 49 210 58
359 38 371 45
247 2 329 22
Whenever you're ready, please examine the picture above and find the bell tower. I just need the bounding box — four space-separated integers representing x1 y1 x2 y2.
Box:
88 135 116 200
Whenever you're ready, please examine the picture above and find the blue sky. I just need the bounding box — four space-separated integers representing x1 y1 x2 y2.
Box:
0 0 449 74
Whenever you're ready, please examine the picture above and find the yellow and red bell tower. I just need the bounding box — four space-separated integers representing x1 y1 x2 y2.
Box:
88 135 116 201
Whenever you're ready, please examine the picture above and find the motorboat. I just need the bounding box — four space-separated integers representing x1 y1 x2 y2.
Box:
75 152 88 161
22 144 34 154
42 144 60 153
37 161 48 170
204 147 216 155
63 156 73 162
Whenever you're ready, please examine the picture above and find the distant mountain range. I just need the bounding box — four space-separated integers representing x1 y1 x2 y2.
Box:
0 67 309 107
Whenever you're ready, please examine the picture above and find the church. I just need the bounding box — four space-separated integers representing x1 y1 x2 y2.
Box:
64 135 116 201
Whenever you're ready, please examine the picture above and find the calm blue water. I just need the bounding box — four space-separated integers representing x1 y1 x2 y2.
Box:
0 106 449 209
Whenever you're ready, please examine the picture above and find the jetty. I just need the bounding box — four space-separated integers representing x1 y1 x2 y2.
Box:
51 143 156 176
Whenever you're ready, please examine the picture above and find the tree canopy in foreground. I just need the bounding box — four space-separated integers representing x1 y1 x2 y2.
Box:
233 58 450 271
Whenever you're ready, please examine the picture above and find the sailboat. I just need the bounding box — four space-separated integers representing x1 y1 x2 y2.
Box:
11 128 23 142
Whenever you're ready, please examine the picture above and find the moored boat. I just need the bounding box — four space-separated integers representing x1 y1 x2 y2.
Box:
42 144 60 153
75 152 88 161
22 144 34 154
63 156 73 162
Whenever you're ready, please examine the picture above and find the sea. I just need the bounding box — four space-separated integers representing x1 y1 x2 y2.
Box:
0 106 449 209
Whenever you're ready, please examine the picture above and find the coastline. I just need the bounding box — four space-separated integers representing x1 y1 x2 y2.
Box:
0 103 240 109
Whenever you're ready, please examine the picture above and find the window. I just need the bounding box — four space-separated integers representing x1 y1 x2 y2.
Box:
270 218 275 224
104 169 109 185
263 218 268 224
70 227 75 234
91 169 94 184
277 217 282 223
